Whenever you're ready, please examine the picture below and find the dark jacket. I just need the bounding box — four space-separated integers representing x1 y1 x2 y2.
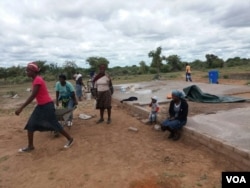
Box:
76 76 83 85
169 98 188 121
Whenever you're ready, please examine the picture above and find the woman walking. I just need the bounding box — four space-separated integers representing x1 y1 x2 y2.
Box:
74 72 85 101
15 62 74 152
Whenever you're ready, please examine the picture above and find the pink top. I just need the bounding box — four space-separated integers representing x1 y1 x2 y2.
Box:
32 76 53 105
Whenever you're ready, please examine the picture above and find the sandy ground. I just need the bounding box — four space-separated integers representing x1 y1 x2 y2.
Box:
0 79 250 188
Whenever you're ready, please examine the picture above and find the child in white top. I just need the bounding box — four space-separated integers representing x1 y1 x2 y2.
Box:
148 96 160 124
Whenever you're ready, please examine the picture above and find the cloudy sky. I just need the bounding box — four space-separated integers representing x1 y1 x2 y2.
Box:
0 0 250 68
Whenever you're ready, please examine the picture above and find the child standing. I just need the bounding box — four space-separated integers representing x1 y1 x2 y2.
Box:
148 96 160 124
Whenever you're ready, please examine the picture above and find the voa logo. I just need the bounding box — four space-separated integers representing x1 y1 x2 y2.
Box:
226 176 246 184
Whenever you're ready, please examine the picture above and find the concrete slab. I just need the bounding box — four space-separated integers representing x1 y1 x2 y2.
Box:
113 80 250 104
113 80 250 169
188 107 250 151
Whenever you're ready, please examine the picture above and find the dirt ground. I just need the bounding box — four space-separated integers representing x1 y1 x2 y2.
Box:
0 80 250 188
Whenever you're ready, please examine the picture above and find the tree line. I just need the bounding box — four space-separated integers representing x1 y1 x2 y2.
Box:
0 46 249 84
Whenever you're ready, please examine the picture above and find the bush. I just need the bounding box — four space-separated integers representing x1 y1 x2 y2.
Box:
223 75 229 79
161 64 170 73
6 76 29 84
149 67 157 74
6 91 16 96
43 74 57 82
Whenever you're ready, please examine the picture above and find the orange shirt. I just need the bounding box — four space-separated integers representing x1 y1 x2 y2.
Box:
186 65 191 73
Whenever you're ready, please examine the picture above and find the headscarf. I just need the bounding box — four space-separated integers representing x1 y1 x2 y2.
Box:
172 90 185 99
27 62 40 73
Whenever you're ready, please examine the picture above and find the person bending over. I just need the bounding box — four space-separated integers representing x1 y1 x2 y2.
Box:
55 74 78 127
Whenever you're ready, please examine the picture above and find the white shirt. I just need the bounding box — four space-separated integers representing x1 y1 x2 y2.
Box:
95 75 110 92
75 74 82 81
151 102 159 112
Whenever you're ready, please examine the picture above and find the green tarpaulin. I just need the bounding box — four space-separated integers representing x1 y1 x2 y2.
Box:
183 85 246 103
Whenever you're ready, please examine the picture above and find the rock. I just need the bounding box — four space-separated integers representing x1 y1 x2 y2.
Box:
12 94 19 99
128 127 138 132
154 124 161 131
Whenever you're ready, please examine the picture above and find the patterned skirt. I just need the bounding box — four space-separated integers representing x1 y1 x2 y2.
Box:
24 102 63 132
96 90 112 109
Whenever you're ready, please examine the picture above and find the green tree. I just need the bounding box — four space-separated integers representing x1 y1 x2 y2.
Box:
165 55 182 71
109 66 124 77
86 57 109 71
191 59 205 69
6 66 25 77
139 61 148 74
63 60 78 79
48 63 62 80
225 57 249 67
122 69 129 75
129 65 139 74
161 64 170 73
205 54 224 68
0 67 7 80
148 46 163 75
148 67 158 74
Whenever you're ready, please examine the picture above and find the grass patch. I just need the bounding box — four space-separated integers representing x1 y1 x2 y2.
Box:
162 172 185 178
196 182 202 187
6 91 17 97
223 75 229 79
0 155 9 163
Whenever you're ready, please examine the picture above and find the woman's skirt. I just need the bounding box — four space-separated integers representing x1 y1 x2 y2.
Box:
96 90 112 109
75 84 82 98
24 102 63 132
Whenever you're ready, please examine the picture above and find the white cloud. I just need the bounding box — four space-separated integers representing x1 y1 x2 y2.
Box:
0 0 250 68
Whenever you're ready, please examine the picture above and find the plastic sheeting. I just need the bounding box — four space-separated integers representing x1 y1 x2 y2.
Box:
183 85 246 103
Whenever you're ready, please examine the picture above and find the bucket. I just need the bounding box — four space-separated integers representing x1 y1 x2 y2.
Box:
86 92 91 100
120 86 126 92
208 70 219 84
